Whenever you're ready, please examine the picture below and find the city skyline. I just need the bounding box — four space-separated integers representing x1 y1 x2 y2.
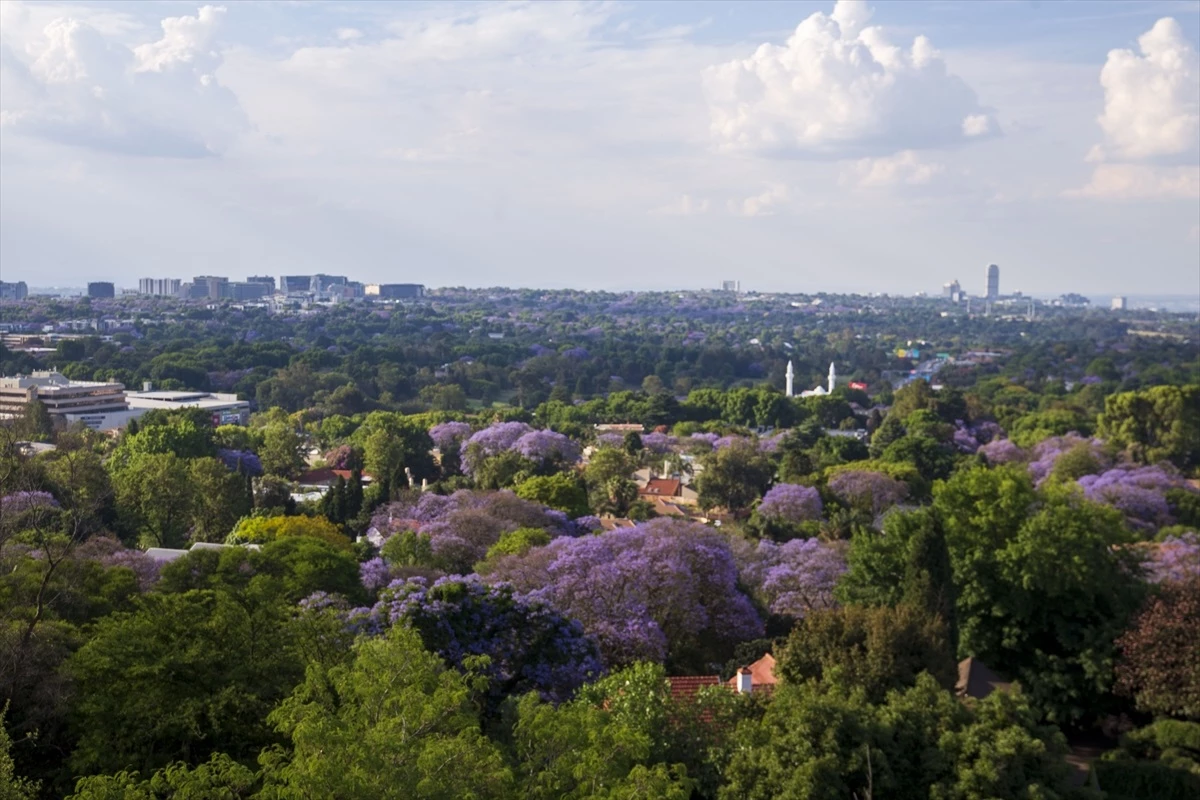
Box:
1 0 1198 294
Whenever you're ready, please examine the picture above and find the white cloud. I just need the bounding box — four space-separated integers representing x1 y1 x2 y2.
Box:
336 28 364 41
651 194 710 216
133 5 225 73
1093 18 1199 162
702 0 997 157
729 184 789 216
848 150 944 187
1064 164 1200 200
0 4 245 157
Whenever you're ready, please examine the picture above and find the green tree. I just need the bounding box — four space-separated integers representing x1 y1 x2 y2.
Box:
1098 385 1200 469
584 448 639 517
514 473 590 518
188 457 250 543
259 625 513 798
110 452 194 548
259 424 305 480
934 466 1146 724
695 439 773 513
15 400 53 443
67 590 301 778
777 604 957 703
67 753 257 799
1 704 39 800
226 515 352 551
899 509 958 651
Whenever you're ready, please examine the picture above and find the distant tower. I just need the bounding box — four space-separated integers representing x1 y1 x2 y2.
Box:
827 362 836 394
986 264 999 300
786 361 794 397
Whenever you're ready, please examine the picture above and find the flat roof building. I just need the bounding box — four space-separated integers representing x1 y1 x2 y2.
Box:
0 371 128 423
125 388 250 427
0 281 28 301
139 278 182 297
87 282 115 299
365 283 425 299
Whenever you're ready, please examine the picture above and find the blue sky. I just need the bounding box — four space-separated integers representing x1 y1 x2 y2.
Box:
1 0 1197 296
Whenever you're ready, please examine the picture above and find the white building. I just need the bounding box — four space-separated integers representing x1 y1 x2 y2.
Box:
799 362 838 398
0 371 128 424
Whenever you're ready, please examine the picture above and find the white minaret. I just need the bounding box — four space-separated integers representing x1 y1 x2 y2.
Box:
785 360 794 397
827 362 836 394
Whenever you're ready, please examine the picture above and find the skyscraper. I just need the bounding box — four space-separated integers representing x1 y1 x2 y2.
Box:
986 264 999 300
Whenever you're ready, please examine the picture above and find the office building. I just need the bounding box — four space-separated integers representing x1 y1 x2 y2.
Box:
985 264 999 301
365 283 425 299
126 387 250 427
228 282 270 301
0 281 28 301
721 280 740 292
0 371 128 426
280 275 313 293
138 278 182 297
943 280 961 300
246 275 275 293
87 282 115 299
1111 296 1128 311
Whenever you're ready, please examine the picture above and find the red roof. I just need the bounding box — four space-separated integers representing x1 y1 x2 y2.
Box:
726 653 777 692
640 478 682 497
667 675 720 702
297 468 372 485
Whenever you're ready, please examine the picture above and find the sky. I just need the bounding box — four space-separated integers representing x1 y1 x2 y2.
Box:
0 0 1198 296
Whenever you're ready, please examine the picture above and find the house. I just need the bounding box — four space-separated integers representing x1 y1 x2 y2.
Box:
639 478 682 498
725 653 778 694
296 468 373 490
667 675 722 702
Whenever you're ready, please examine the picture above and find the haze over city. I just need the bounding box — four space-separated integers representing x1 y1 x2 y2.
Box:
1 0 1198 294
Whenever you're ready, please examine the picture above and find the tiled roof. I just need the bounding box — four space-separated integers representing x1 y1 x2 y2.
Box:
667 675 720 702
640 478 682 497
726 653 777 691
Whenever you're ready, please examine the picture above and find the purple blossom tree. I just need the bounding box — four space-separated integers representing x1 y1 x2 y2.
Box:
217 448 264 477
827 471 909 516
323 444 359 470
1144 533 1200 584
513 429 582 467
1079 466 1189 531
595 432 626 448
978 438 1024 464
757 484 824 524
689 432 720 450
427 422 472 453
734 537 847 619
486 518 763 671
370 576 604 704
359 556 393 592
639 432 677 454
459 422 534 476
1026 433 1109 485
0 491 59 514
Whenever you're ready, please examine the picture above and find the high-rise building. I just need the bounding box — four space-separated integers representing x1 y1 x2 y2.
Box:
0 281 28 301
985 264 999 300
280 275 313 293
721 280 740 292
1111 296 1127 311
365 283 425 299
228 282 270 301
138 278 182 297
943 280 961 300
246 275 276 292
87 282 115 299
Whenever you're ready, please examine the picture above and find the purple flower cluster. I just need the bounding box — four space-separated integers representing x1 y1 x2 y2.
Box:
562 347 590 360
757 433 786 454
0 491 59 515
459 421 534 475
735 537 847 618
323 444 357 470
757 483 824 524
595 432 626 448
369 490 578 573
429 421 473 452
713 435 746 450
217 448 264 477
371 576 604 703
1027 433 1109 485
1144 533 1200 584
101 548 162 591
827 471 909 516
1079 466 1189 530
639 432 677 454
688 432 720 451
978 438 1024 464
513 429 582 466
359 556 393 592
486 518 763 668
